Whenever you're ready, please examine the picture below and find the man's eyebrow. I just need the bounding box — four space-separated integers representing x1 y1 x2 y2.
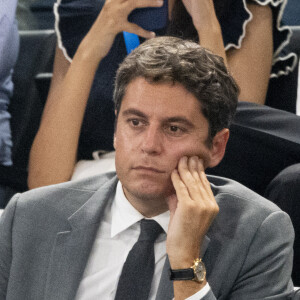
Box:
122 109 147 119
165 117 195 128
122 109 195 128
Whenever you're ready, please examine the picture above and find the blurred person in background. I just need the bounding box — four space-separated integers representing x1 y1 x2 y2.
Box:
0 0 19 207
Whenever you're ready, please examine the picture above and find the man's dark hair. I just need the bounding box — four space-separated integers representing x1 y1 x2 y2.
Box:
113 36 239 143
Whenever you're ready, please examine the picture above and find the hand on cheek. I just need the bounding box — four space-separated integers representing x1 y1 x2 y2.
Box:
166 156 219 268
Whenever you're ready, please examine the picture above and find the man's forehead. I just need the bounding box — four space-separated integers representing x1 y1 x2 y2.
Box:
122 78 201 111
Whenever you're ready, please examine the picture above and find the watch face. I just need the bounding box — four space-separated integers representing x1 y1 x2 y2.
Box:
194 260 206 282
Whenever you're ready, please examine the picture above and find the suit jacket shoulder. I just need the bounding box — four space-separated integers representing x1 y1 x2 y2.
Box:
0 172 118 300
205 175 294 299
208 174 284 220
10 172 117 226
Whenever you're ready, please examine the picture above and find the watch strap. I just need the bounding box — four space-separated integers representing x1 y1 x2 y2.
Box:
169 268 194 281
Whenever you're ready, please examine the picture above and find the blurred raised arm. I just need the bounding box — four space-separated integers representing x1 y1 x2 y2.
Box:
226 3 272 104
28 0 162 189
182 0 273 104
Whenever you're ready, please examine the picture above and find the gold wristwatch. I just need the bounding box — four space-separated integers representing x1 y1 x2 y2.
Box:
169 258 206 283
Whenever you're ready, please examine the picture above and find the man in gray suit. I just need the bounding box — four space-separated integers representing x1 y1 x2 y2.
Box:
0 36 295 299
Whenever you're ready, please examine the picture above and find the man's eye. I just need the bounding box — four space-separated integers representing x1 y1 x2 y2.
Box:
131 119 140 126
167 125 186 136
128 119 140 126
128 119 144 127
170 126 180 132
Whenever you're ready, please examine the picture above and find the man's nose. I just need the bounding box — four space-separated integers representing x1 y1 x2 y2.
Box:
141 126 163 155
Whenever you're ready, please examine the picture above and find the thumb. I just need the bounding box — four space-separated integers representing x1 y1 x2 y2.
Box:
166 194 178 219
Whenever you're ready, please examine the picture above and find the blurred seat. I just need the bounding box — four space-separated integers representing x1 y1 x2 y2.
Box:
294 287 300 300
289 26 300 52
0 29 55 206
30 0 56 29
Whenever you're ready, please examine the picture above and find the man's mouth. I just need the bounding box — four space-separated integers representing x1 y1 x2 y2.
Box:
133 166 165 174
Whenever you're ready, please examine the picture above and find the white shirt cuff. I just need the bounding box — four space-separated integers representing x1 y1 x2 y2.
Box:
185 282 211 299
172 283 211 300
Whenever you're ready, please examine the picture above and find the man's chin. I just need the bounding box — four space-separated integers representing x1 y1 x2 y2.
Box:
130 188 167 201
125 182 173 201
119 170 175 200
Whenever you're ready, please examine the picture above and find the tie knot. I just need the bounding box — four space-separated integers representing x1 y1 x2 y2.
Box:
138 219 164 242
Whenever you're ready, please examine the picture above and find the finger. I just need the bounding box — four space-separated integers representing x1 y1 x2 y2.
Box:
170 169 191 203
178 156 203 201
188 156 201 181
124 22 156 39
166 194 178 217
198 158 215 200
196 159 219 217
188 156 213 203
177 156 195 187
188 156 208 195
129 0 164 10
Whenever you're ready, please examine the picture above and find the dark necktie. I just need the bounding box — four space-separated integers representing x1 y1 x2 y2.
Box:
115 219 164 300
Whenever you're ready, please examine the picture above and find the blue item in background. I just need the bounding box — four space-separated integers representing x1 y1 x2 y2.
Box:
123 32 140 54
128 0 168 31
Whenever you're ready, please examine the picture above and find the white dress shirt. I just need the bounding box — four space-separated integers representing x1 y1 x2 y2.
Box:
75 181 210 299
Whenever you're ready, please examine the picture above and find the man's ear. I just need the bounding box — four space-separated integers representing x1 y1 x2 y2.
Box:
206 128 229 168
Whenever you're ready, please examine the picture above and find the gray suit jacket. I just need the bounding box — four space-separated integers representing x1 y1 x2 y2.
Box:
0 172 295 300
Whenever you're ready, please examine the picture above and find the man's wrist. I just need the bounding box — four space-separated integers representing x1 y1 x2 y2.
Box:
170 258 206 283
173 279 208 300
168 246 201 269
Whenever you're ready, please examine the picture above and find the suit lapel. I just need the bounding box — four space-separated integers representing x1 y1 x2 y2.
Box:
44 176 118 300
156 235 210 300
43 225 99 300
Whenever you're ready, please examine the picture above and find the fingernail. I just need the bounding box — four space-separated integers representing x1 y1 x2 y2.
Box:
149 32 156 39
157 0 164 5
191 156 197 163
190 157 198 168
180 156 187 164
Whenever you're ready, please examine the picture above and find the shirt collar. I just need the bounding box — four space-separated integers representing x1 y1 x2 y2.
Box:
111 181 170 238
